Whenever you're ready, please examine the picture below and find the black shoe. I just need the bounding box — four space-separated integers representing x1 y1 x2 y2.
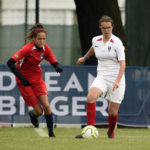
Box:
49 132 56 138
107 131 114 138
29 111 39 128
75 134 83 139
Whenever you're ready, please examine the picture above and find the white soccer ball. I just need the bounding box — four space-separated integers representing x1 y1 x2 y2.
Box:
81 125 99 139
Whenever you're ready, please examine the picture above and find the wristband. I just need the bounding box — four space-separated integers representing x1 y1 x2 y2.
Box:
84 55 89 60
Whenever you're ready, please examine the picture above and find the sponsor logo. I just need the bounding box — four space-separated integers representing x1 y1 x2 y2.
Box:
95 45 100 48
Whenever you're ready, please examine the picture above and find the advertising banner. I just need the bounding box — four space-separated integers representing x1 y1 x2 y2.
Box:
0 65 150 127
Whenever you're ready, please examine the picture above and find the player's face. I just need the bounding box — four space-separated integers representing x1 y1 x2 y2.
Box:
100 22 113 39
33 32 47 48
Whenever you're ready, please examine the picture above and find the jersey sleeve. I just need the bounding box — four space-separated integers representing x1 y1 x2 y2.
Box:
91 36 102 50
44 45 57 64
92 38 95 48
92 36 97 48
11 44 31 62
114 38 125 61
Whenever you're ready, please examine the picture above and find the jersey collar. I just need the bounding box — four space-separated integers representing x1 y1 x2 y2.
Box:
97 35 114 43
32 45 45 51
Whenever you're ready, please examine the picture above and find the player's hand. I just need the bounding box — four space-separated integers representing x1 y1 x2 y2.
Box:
52 62 63 73
76 57 86 65
113 81 119 91
56 66 63 73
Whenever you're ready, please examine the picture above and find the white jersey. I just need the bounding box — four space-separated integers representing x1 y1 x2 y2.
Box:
92 34 125 84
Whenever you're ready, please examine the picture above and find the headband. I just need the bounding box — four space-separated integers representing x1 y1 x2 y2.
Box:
32 28 47 35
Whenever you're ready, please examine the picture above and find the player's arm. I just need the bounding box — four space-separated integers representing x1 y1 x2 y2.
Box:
113 60 126 91
76 46 94 65
7 58 30 86
7 46 31 86
45 46 63 73
113 38 126 91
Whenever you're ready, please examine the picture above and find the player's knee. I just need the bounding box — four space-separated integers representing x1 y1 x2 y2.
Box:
39 110 43 116
87 94 97 103
35 109 43 116
43 104 51 114
108 109 118 116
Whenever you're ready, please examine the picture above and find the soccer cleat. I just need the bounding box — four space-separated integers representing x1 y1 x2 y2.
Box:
107 131 114 139
49 132 56 138
75 134 83 139
29 111 39 128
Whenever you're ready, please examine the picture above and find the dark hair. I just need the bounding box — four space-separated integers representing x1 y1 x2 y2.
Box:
25 23 47 42
99 15 114 27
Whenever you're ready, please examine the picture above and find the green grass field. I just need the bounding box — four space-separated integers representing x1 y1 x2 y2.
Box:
0 127 150 150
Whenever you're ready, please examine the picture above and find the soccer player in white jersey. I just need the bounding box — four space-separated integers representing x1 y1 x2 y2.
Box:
75 15 126 139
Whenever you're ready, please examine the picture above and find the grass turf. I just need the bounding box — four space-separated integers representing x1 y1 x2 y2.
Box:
0 127 150 150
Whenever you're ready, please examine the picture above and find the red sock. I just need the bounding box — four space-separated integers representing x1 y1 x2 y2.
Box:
108 114 118 133
86 102 96 126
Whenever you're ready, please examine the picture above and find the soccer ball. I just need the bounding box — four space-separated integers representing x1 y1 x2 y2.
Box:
81 125 99 139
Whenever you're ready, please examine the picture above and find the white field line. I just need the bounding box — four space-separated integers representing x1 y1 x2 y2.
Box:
34 128 48 137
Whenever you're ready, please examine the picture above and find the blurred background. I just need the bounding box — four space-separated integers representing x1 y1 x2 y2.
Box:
0 0 150 66
0 0 150 127
0 0 80 65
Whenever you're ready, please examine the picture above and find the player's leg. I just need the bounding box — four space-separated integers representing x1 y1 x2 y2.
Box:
28 104 43 128
32 79 55 137
107 102 120 138
86 87 103 126
39 95 55 137
86 77 106 126
17 83 42 127
75 87 102 138
107 84 125 138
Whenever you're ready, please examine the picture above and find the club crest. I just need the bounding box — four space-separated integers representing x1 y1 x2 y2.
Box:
108 46 111 51
40 53 44 59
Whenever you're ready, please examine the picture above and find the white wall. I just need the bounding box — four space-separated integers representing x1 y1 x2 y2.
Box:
1 0 76 25
1 0 125 25
2 0 75 9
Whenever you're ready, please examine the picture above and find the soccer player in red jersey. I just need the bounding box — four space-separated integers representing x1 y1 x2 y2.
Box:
7 23 63 137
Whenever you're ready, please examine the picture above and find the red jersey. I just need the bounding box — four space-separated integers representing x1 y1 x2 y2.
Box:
11 42 57 81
